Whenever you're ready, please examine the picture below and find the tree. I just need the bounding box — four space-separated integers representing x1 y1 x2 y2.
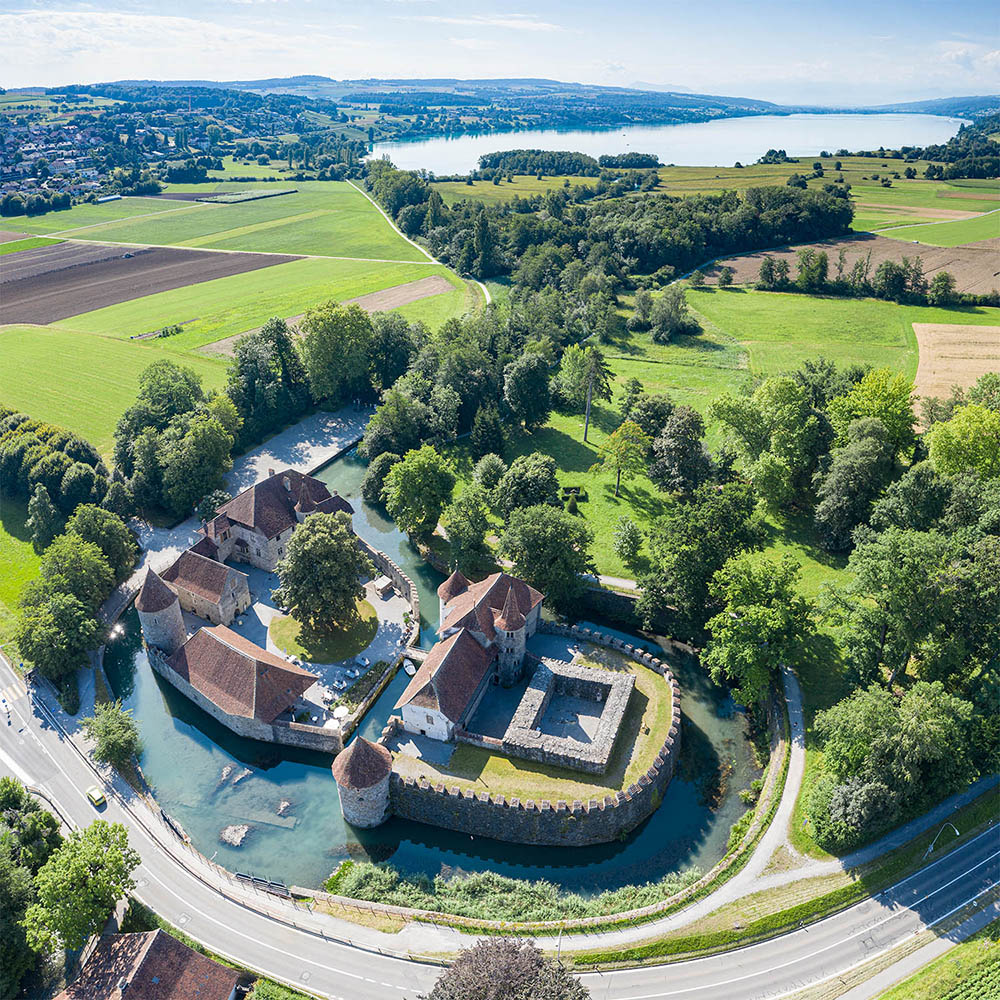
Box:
473 453 507 497
13 592 101 681
927 404 1000 479
629 393 676 439
499 505 595 612
495 453 560 519
274 511 374 631
0 777 62 874
869 462 951 532
160 413 235 518
703 553 813 705
195 489 231 523
361 452 401 504
65 505 137 584
101 477 135 523
813 418 895 552
35 532 115 610
442 485 491 572
638 482 763 640
650 406 714 495
927 270 957 306
359 388 433 460
619 377 644 418
299 302 373 404
472 209 500 278
580 347 613 443
650 285 699 343
25 484 59 553
470 404 504 460
589 420 650 496
369 313 419 394
81 700 142 770
24 821 141 952
969 372 1000 412
0 839 35 1000
612 516 643 571
59 461 101 512
421 937 588 1000
503 354 551 431
382 445 455 539
827 368 915 457
717 266 735 288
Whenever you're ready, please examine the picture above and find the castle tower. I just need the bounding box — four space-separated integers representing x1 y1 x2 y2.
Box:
331 737 392 828
135 568 185 654
494 586 527 687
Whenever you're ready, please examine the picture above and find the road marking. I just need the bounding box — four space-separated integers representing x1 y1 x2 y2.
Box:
0 680 25 703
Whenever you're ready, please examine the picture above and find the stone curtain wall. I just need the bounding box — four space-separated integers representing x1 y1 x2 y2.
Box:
356 537 420 647
500 661 635 774
148 647 343 754
384 624 681 847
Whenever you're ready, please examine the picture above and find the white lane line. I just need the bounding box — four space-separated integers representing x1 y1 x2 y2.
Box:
598 854 1000 1000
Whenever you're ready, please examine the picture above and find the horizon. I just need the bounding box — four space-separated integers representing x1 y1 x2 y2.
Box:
2 1 999 104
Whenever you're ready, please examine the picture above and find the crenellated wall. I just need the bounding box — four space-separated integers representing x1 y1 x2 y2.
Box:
382 622 681 846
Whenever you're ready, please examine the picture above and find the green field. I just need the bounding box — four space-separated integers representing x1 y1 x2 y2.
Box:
14 182 427 261
11 196 195 235
0 497 46 657
432 173 598 206
0 325 228 457
208 155 302 180
52 257 467 352
0 237 62 256
877 209 1000 246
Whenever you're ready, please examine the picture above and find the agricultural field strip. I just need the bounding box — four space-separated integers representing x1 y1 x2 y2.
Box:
875 207 1000 233
45 200 212 235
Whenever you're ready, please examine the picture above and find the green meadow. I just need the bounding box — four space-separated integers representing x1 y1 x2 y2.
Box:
432 174 598 206
0 237 63 255
876 209 1000 246
0 496 43 656
12 196 195 234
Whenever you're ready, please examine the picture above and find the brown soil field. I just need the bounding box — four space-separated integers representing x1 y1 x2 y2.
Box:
149 192 205 201
855 202 979 220
200 274 454 357
0 241 300 325
0 230 29 243
913 323 1000 401
703 233 1000 295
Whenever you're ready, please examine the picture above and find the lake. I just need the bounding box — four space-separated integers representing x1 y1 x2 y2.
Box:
370 113 965 175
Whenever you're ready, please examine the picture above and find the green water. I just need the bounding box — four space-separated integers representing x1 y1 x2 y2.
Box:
106 449 759 892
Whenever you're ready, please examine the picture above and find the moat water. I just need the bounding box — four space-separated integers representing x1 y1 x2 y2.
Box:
106 449 759 892
370 113 964 175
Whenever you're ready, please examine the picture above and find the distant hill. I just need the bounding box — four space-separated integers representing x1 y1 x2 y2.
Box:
863 95 1000 118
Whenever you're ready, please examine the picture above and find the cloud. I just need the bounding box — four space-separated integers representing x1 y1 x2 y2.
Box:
448 37 494 52
400 13 562 31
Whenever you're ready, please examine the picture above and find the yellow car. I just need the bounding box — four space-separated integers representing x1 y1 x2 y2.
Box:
86 786 106 808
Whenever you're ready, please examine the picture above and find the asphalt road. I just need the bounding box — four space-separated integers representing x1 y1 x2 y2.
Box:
1 662 996 1000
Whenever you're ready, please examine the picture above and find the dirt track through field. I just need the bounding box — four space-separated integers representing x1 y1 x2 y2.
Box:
913 323 1000 400
0 241 301 325
704 233 1000 295
199 274 454 356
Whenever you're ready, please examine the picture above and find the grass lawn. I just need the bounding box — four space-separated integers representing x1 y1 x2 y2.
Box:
12 196 199 235
17 182 427 261
876 209 1000 246
268 598 377 664
206 155 302 180
0 236 63 255
432 174 598 206
393 645 673 802
879 919 1000 1000
0 496 46 659
52 256 464 352
0 325 228 457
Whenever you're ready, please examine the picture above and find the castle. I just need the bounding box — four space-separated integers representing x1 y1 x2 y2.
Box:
136 469 354 751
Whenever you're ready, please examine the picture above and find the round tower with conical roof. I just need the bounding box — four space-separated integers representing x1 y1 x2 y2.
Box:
331 737 392 828
495 585 527 686
135 568 185 654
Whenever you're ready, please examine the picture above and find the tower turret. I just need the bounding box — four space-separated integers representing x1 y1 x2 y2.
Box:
494 586 527 687
135 568 185 654
331 737 392 828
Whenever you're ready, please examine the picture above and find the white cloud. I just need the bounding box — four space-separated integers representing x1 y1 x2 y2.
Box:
448 37 494 51
400 13 562 31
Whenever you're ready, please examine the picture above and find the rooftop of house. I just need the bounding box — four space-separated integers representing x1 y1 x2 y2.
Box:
394 627 497 723
160 549 247 606
439 571 543 642
166 624 317 723
203 469 353 543
135 568 178 615
331 736 392 790
55 929 240 1000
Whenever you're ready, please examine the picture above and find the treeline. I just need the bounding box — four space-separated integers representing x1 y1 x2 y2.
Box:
366 159 853 282
754 249 1000 307
477 150 601 176
599 152 661 168
0 189 71 217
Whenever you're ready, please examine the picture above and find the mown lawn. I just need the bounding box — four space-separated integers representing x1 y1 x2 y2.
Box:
18 182 427 261
268 598 378 664
0 236 63 256
877 209 1000 247
13 195 200 235
53 256 465 351
0 496 46 658
392 645 672 802
0 325 228 457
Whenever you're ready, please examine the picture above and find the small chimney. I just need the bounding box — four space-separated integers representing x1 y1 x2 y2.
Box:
267 467 275 478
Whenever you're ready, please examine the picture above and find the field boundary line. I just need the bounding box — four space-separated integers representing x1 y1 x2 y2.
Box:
347 178 492 305
873 207 1000 234
45 201 211 236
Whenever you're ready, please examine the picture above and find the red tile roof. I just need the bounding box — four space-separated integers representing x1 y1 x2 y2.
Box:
441 572 542 641
204 469 353 542
394 628 496 723
55 930 239 1000
437 569 469 603
494 584 526 631
166 625 316 723
160 550 246 606
135 569 177 614
331 737 392 790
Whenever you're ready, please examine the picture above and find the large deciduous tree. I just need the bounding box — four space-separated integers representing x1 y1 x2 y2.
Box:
65 504 137 584
927 404 1000 480
81 700 143 770
274 511 374 631
442 484 491 573
25 484 59 553
24 821 141 952
827 368 915 458
495 452 560 519
300 301 374 404
503 354 551 432
14 592 101 681
650 406 714 495
589 420 651 496
382 445 455 539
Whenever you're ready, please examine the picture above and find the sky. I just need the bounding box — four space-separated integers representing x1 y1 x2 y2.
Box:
1 0 998 105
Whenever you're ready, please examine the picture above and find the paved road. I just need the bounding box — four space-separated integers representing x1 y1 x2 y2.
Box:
1 657 997 1000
